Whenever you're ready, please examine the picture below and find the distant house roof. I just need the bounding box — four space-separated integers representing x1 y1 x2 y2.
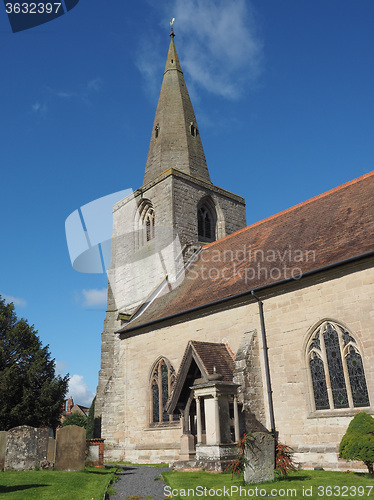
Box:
118 171 374 334
72 404 90 416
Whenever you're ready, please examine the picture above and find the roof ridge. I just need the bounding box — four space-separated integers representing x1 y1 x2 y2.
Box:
191 340 225 346
203 170 374 250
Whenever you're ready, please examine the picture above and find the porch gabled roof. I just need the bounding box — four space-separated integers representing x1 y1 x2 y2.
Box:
166 340 235 413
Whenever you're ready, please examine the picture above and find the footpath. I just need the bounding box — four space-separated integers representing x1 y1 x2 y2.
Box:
107 464 170 499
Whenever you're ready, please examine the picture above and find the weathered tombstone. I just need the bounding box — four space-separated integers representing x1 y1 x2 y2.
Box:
4 426 49 471
244 432 275 484
55 425 86 471
0 431 7 469
47 436 56 463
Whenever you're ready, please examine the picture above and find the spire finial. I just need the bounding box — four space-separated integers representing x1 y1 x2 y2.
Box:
170 18 175 38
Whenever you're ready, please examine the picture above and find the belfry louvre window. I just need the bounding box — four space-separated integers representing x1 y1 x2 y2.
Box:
198 206 214 241
145 208 155 242
150 358 179 424
307 321 370 411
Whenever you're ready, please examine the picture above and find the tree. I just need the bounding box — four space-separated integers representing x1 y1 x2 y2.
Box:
0 296 69 431
86 396 96 439
339 412 374 475
62 412 87 428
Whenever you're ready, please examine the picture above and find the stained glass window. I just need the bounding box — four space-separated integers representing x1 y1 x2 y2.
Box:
150 358 179 425
324 324 348 408
309 353 329 410
346 348 370 407
308 321 370 411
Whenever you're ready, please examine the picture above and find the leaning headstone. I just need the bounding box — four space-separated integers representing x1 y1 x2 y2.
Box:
244 432 275 484
4 426 49 471
0 431 7 469
55 425 86 471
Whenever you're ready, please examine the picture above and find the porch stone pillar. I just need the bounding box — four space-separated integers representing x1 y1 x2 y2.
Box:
195 397 202 444
234 396 240 442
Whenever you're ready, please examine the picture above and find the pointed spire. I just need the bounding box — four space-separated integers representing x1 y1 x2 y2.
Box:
143 30 211 186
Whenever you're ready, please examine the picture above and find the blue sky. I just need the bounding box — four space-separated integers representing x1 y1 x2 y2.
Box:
1 0 373 406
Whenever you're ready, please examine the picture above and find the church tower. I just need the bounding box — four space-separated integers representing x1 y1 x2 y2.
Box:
95 30 246 442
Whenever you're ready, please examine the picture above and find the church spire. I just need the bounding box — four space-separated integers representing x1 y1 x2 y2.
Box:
143 28 211 186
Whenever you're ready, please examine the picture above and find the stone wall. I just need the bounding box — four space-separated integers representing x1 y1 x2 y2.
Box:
96 168 246 438
99 259 374 468
233 331 267 433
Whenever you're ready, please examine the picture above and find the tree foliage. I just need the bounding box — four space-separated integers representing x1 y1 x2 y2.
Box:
0 296 69 430
62 412 87 428
86 396 96 439
339 412 374 475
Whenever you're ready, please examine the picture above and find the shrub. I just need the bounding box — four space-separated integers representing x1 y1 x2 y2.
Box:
62 412 87 428
275 440 298 478
226 433 253 478
339 412 374 475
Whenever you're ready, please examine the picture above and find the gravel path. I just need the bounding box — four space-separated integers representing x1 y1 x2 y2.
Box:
107 464 170 499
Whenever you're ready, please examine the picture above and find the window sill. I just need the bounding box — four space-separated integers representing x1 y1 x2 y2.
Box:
145 421 181 431
307 407 374 419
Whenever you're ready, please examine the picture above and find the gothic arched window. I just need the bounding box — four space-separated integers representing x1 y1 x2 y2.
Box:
197 202 216 242
137 201 155 247
150 358 179 425
307 321 370 411
144 208 155 242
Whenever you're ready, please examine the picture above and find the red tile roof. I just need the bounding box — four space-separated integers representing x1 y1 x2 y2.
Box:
191 341 235 382
119 171 374 333
166 341 235 412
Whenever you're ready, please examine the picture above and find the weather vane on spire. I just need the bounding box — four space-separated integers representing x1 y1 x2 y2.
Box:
170 18 175 37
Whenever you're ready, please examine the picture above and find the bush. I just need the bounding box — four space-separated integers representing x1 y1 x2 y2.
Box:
62 412 87 428
276 440 298 478
339 412 374 475
86 396 95 439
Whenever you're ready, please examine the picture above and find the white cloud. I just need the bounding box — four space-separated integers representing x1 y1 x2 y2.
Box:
31 102 47 115
79 288 107 308
87 78 103 92
174 0 262 98
1 294 27 307
31 78 103 116
138 0 263 99
54 90 76 99
68 374 95 408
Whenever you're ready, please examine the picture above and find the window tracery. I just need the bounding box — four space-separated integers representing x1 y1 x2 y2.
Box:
150 357 179 425
307 321 370 411
197 202 216 242
137 201 155 247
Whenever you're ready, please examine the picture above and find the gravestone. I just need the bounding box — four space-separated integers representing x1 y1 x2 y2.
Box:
0 431 7 469
47 436 56 463
244 432 275 484
55 425 86 471
4 426 49 471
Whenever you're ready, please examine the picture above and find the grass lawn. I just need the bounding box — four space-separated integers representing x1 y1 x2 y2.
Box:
0 466 117 500
162 470 374 499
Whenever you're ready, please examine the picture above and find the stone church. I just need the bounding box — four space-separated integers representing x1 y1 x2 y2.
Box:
95 31 374 470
